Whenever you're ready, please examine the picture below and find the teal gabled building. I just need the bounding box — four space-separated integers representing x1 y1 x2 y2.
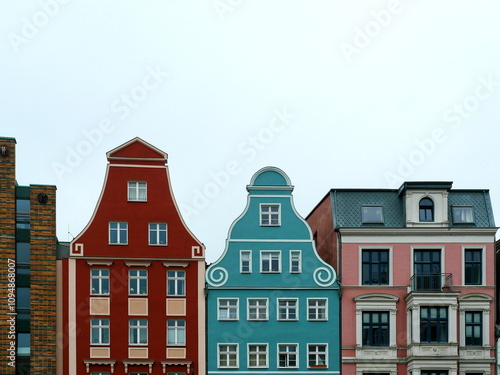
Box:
206 167 340 375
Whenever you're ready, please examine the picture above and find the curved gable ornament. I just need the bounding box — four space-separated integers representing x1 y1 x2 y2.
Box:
206 266 229 287
313 266 337 287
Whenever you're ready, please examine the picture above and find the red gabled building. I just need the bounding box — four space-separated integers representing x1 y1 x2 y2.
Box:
60 138 205 375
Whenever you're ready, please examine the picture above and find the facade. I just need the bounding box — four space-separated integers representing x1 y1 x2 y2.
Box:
0 137 58 374
306 181 497 375
60 138 205 375
206 167 341 375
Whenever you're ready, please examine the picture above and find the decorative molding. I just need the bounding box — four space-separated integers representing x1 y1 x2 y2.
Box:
84 360 116 373
163 262 189 268
125 261 152 267
123 360 154 373
86 260 114 266
161 360 192 374
206 267 229 287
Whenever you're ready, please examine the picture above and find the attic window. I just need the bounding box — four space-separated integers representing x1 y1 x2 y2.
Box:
128 181 147 202
419 198 434 222
361 205 384 224
452 206 474 224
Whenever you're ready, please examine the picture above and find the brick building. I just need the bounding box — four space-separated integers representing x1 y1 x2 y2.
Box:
60 137 206 375
0 136 58 374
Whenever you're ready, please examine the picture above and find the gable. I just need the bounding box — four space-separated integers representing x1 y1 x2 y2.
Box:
107 137 167 161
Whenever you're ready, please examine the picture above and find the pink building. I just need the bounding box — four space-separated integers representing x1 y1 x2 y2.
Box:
307 182 497 375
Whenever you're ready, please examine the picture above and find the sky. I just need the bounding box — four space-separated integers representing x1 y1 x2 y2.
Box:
1 1 500 263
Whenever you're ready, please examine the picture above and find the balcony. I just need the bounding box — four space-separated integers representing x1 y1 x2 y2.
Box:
409 273 453 292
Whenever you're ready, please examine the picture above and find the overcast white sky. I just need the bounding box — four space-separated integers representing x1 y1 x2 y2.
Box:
2 1 500 262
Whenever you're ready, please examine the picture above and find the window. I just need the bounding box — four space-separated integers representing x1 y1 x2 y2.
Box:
248 344 268 368
261 251 280 273
421 372 448 375
91 319 110 345
414 249 441 291
362 250 389 285
91 269 109 295
167 270 185 296
419 198 434 222
278 344 298 368
218 344 238 368
278 299 298 321
240 251 251 273
129 269 147 295
17 287 30 310
218 299 238 320
308 299 327 321
362 205 384 223
260 204 280 226
128 181 147 201
465 311 482 346
420 307 448 343
308 344 327 367
452 206 474 223
248 299 268 321
149 223 167 245
290 251 301 273
362 312 389 346
16 199 30 229
16 242 30 265
109 222 127 244
465 249 482 285
17 333 30 356
167 320 186 346
129 319 148 345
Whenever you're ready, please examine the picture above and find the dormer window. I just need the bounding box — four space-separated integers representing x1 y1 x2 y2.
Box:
452 206 474 224
361 205 384 224
419 198 434 222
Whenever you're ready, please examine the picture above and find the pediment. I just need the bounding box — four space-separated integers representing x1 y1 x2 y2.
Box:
106 137 167 161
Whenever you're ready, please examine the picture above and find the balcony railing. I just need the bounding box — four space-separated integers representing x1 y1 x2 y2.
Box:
409 273 453 292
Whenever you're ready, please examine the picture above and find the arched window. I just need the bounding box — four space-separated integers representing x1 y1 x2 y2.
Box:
419 198 434 222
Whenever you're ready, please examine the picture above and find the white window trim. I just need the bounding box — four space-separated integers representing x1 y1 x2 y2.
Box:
458 293 493 348
108 221 128 245
260 250 282 273
167 319 186 346
148 223 168 246
247 343 269 368
358 246 393 286
462 246 486 286
354 293 399 348
259 203 281 226
129 319 148 346
307 298 328 321
277 343 299 369
240 250 252 273
247 298 269 321
307 343 328 368
217 298 239 321
217 343 239 369
90 318 110 346
166 270 186 296
277 298 299 321
90 269 109 296
128 269 148 296
290 250 302 274
128 181 147 202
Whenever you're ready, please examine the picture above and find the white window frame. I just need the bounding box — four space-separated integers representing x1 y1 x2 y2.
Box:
277 298 298 321
290 250 301 273
260 251 281 273
149 223 168 246
109 222 128 245
458 293 493 348
247 298 268 321
307 344 328 368
128 181 147 202
129 319 148 346
90 319 110 346
240 250 252 273
307 298 327 321
247 343 268 368
260 204 281 226
462 246 485 286
218 298 239 321
277 343 298 368
218 344 238 368
129 269 148 296
167 270 185 296
90 269 109 295
167 319 186 346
